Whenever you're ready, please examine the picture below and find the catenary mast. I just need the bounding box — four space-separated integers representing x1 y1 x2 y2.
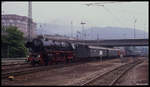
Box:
28 1 32 42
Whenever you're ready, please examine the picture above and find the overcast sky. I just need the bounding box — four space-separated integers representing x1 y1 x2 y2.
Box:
2 1 149 32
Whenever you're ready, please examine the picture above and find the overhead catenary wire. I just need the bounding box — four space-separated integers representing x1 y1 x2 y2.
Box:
102 6 125 27
83 2 129 27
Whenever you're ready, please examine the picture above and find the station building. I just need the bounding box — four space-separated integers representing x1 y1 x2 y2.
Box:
1 14 37 38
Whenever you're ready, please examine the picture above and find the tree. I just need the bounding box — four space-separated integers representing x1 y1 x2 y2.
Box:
1 26 28 58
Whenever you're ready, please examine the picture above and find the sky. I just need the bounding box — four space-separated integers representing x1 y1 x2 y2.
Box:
2 1 149 33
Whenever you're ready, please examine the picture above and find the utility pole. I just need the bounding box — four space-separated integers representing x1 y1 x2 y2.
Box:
97 32 99 40
28 1 32 42
133 18 137 54
70 21 73 38
80 21 86 40
76 31 80 40
144 32 145 39
133 18 137 39
40 24 44 38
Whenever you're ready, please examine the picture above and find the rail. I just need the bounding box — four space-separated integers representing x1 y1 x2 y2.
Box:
80 59 143 86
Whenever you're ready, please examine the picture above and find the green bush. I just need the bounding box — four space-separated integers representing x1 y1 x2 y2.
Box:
1 26 28 58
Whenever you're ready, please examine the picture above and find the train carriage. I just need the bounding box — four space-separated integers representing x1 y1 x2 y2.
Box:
107 48 120 58
88 46 108 58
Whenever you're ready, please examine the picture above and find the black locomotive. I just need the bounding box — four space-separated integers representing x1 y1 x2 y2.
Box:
25 37 124 66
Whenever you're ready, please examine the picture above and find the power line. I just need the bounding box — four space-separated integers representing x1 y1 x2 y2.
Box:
83 2 129 27
102 6 125 26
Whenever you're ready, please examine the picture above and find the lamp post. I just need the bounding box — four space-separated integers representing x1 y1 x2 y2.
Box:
80 21 86 40
133 18 137 54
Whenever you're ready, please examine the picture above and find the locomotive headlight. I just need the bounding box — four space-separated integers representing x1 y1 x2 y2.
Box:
37 55 40 58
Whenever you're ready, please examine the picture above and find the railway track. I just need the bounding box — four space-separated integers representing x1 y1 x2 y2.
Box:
2 62 27 66
2 58 27 66
2 59 104 79
2 63 32 73
79 58 143 86
2 57 137 81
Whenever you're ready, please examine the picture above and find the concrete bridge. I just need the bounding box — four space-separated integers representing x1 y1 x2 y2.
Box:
48 38 148 47
70 39 149 47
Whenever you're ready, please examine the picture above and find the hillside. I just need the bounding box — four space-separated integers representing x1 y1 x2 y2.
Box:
36 23 148 40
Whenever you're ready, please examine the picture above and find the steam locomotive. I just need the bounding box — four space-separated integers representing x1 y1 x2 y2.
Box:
25 37 124 66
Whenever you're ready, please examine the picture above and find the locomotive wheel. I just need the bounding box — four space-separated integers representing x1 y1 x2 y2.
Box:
55 62 58 64
25 59 29 62
36 60 40 65
65 58 69 64
70 59 74 63
31 60 36 66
